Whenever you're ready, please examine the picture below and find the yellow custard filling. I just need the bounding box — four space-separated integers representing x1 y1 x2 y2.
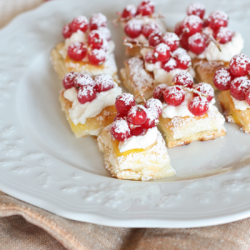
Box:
112 138 157 157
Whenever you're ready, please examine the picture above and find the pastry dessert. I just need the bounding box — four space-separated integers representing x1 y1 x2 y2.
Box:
175 3 244 89
51 14 118 81
59 72 122 138
97 93 175 181
115 0 166 57
217 54 250 133
120 32 194 99
155 73 226 148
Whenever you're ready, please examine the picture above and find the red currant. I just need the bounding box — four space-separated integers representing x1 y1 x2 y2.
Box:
230 77 250 100
114 113 127 122
174 22 182 36
90 13 107 30
180 33 189 50
153 43 171 62
214 68 232 90
148 32 162 47
67 42 87 61
208 11 228 31
145 98 163 116
181 15 203 36
173 72 193 88
145 51 157 64
115 93 136 115
63 72 78 89
142 23 160 38
230 54 250 77
88 49 106 65
127 105 147 125
161 58 177 72
121 5 137 19
131 126 147 136
188 96 209 116
124 19 142 38
174 52 191 70
137 1 155 16
188 33 208 54
88 30 104 49
187 3 205 19
62 24 72 39
73 73 95 89
161 32 180 52
70 16 89 33
153 84 168 102
194 83 214 102
111 120 131 141
163 86 185 106
214 27 233 44
77 85 97 104
94 74 115 92
142 109 159 128
98 27 111 41
245 89 250 106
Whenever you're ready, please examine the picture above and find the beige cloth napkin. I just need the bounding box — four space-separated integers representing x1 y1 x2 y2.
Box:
1 1 250 250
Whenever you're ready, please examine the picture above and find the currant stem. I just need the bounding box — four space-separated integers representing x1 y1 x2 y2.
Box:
209 35 221 52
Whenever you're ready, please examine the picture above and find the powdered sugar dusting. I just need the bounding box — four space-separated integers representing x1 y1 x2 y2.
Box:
231 76 250 91
162 33 179 45
166 86 184 101
125 4 137 14
214 68 231 87
91 49 106 60
195 83 214 97
187 3 205 14
173 72 192 84
74 16 89 26
126 19 142 31
172 48 186 57
113 120 130 134
230 54 250 70
190 96 208 109
145 98 163 113
183 15 202 28
155 43 170 53
94 74 115 88
91 13 107 28
77 84 94 98
119 93 135 106
216 27 233 40
98 27 111 41
74 73 95 87
188 33 206 47
209 10 228 22
128 57 154 91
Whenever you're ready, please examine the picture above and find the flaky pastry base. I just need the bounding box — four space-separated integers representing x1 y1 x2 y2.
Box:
192 58 229 90
218 90 250 133
158 107 226 148
59 90 117 138
51 43 119 81
97 125 176 181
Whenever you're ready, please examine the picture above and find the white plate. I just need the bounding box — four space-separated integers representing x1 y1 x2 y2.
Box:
1 0 250 228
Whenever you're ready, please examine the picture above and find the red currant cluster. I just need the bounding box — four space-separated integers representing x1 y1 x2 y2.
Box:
121 1 155 20
175 3 232 54
143 35 191 72
63 72 116 104
62 14 111 65
111 93 163 141
214 54 250 103
153 72 214 116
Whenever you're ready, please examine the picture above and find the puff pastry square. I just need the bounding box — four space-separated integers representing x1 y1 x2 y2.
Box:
158 106 226 148
218 90 250 133
97 124 176 181
59 90 117 138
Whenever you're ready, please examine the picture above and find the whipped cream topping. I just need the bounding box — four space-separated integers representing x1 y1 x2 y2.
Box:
63 85 122 125
60 30 115 61
188 32 244 61
231 96 250 111
162 91 216 119
118 127 158 153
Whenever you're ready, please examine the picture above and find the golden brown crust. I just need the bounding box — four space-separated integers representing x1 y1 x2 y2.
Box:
218 90 250 133
59 90 117 138
125 46 142 57
192 58 229 89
